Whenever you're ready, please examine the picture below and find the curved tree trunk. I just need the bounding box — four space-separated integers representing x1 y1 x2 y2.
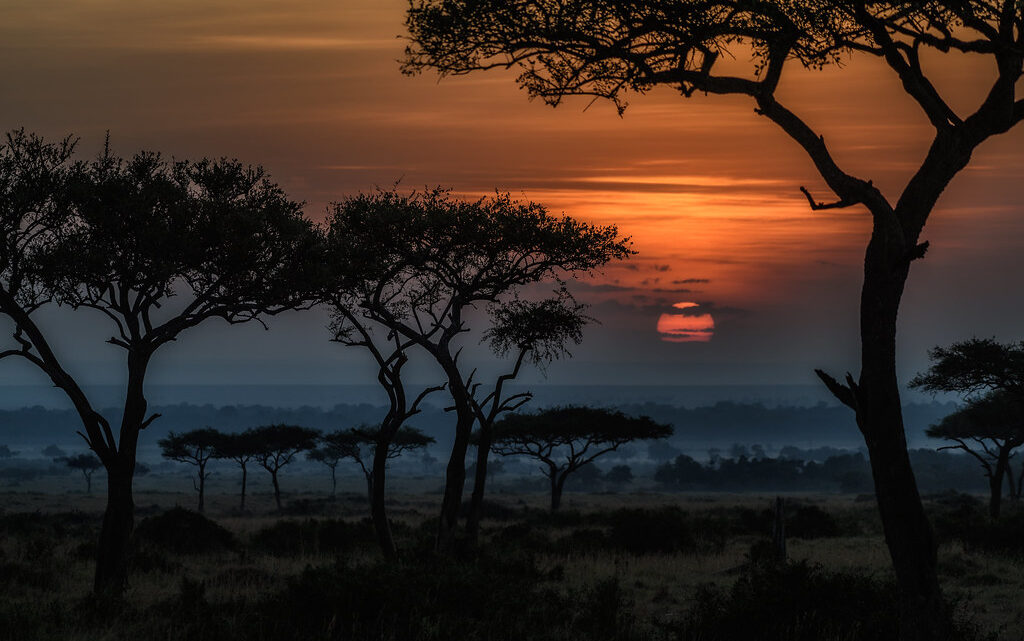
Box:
197 462 206 514
852 226 949 641
435 356 474 553
989 447 1010 520
464 429 493 545
239 463 247 511
370 444 397 559
271 470 282 511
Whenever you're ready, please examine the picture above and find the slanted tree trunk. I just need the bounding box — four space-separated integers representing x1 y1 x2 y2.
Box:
549 467 567 512
239 463 248 511
369 443 396 559
436 359 474 553
197 461 207 514
848 220 949 641
464 429 493 545
271 469 282 511
989 446 1010 520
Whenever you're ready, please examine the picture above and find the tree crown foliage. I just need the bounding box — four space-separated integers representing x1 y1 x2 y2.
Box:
492 405 672 445
59 452 102 471
245 424 320 470
323 187 632 346
405 0 1023 121
926 388 1024 441
910 338 1024 397
33 145 322 351
158 428 223 464
0 130 75 311
484 287 589 366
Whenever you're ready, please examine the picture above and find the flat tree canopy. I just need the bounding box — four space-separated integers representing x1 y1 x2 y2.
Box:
490 406 671 509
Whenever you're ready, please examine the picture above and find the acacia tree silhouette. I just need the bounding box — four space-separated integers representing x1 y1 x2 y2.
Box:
0 132 320 596
489 406 671 511
59 453 103 493
214 431 262 511
925 391 1024 519
404 3 1024 636
158 428 221 513
324 188 631 552
248 424 320 511
912 338 1024 518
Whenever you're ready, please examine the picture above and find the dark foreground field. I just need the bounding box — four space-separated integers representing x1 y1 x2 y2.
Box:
2 489 1023 641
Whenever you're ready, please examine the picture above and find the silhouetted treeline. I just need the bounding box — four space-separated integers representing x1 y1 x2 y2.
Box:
1 400 957 454
655 449 987 494
617 401 956 447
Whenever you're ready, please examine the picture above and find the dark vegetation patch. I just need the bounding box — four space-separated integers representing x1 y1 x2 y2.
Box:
666 559 902 641
249 517 379 557
133 507 236 554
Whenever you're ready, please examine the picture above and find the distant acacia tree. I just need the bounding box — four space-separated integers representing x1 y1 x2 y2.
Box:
490 406 671 511
0 444 17 459
926 391 1024 518
60 453 103 493
324 188 631 551
158 428 221 513
0 131 320 594
306 431 359 499
42 444 67 459
214 431 261 511
336 426 436 502
912 338 1024 518
405 4 1024 635
248 424 320 511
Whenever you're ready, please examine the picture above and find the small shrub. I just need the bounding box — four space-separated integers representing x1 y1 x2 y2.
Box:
133 508 236 554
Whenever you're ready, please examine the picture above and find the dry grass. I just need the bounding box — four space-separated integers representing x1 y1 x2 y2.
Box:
2 485 1023 640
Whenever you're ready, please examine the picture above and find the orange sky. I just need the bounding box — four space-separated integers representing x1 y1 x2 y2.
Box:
1 0 1022 384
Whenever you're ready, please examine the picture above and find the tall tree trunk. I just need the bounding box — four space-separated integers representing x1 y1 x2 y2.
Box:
84 470 92 493
550 469 566 512
989 447 1009 520
464 429 493 545
435 357 474 553
239 463 247 511
197 463 206 514
271 470 282 511
94 351 149 598
94 458 134 597
370 444 397 559
851 227 949 641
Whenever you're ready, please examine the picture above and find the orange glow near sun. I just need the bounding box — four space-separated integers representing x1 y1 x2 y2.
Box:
656 302 715 343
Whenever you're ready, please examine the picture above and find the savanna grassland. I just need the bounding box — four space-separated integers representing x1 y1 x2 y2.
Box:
2 477 1023 641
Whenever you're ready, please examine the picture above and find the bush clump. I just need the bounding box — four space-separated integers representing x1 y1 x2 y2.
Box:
670 560 901 641
133 508 236 554
254 552 637 641
249 518 374 557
